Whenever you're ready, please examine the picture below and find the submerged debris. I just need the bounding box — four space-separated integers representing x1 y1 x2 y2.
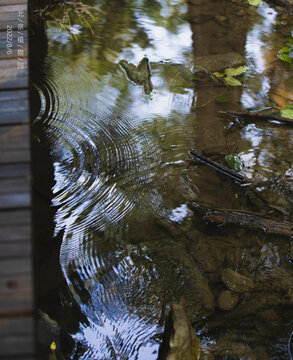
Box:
218 290 239 311
221 268 254 293
158 302 200 360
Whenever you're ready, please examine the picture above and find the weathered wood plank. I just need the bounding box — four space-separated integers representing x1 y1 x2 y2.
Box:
0 58 28 89
0 193 30 208
0 0 27 4
0 164 30 179
0 57 27 70
0 274 32 302
0 176 30 207
0 4 27 12
0 278 32 314
0 125 30 149
0 178 30 193
0 225 30 241
0 258 32 275
0 124 30 165
0 241 31 257
0 90 29 125
0 149 30 164
0 317 34 357
0 333 34 357
0 1 35 357
0 316 34 336
0 272 32 290
0 210 31 225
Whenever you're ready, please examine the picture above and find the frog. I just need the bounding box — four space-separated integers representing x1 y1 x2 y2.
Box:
119 56 153 95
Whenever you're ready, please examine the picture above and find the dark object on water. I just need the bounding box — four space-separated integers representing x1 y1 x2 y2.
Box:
202 209 293 237
189 149 246 183
221 110 293 125
119 57 153 94
157 302 200 360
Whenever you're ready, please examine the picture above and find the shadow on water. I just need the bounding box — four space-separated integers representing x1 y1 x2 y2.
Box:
30 0 293 358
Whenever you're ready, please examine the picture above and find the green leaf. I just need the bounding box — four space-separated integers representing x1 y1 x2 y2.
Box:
224 77 242 86
280 108 293 119
225 155 243 172
280 46 291 53
215 95 229 103
247 0 262 5
224 66 250 77
213 71 225 78
285 104 293 109
278 53 292 63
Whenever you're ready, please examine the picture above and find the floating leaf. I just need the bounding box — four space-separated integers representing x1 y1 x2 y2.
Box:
215 95 229 103
224 66 250 77
280 46 291 53
225 155 243 172
278 53 292 63
280 108 293 119
224 77 242 86
213 71 225 78
285 104 293 109
247 0 262 5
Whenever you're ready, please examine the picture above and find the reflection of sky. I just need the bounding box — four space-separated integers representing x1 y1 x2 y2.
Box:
170 203 192 223
241 3 277 109
245 5 277 74
73 318 159 360
120 20 192 63
240 3 278 177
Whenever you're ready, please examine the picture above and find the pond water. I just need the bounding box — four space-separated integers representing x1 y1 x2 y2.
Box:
30 0 293 359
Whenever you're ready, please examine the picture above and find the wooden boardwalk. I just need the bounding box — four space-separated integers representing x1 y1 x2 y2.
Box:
0 0 36 359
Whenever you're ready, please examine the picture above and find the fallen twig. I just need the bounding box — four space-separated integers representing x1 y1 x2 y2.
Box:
221 110 293 125
202 209 293 237
189 149 247 183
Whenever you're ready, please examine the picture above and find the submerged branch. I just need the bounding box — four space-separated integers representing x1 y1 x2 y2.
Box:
202 209 293 237
221 110 293 125
189 150 247 183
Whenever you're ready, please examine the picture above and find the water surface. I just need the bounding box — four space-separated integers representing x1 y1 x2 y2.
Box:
31 0 293 358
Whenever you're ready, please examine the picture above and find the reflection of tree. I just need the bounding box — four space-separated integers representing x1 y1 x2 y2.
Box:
42 0 191 76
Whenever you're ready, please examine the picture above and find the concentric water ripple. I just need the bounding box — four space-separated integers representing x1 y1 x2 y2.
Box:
66 243 162 359
36 59 162 239
35 58 166 358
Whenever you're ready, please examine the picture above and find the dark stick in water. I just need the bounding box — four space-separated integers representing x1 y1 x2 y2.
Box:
202 209 293 237
220 110 293 125
189 149 247 183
